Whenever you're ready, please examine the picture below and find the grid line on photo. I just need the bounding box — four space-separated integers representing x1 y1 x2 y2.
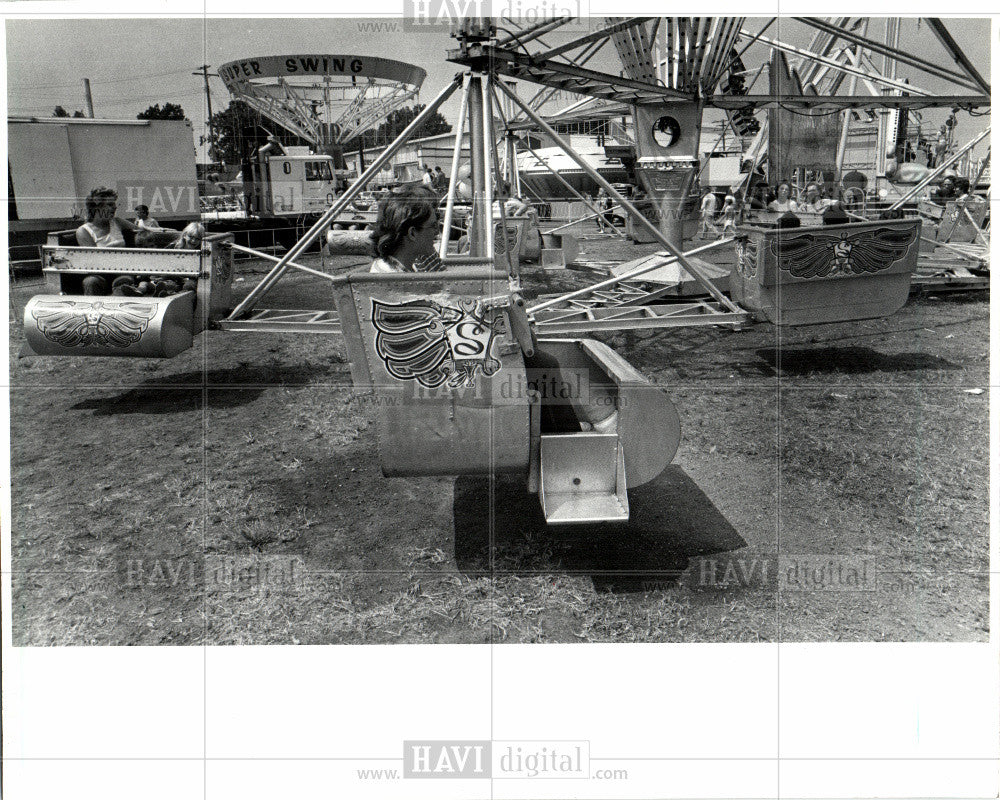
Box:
3 12 996 800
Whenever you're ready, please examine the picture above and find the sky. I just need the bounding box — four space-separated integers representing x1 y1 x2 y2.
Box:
5 16 991 162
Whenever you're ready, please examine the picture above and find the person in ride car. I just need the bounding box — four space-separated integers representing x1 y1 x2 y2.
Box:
74 188 200 296
369 187 446 273
797 182 831 214
768 182 795 213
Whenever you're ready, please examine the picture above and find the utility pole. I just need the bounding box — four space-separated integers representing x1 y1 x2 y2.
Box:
193 65 216 165
82 78 95 117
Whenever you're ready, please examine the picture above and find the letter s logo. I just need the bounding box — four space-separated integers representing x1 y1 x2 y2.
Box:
452 322 486 356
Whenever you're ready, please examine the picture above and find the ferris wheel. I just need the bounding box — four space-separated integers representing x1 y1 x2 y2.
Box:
217 54 427 148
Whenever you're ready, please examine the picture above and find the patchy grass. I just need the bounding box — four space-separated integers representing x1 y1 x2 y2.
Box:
9 247 989 645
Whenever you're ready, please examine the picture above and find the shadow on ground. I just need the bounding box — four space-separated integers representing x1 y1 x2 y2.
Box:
70 364 350 415
454 465 746 592
756 346 959 375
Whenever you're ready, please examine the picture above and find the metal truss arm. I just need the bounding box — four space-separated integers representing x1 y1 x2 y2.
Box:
227 75 462 319
794 17 980 90
439 75 471 259
924 18 991 96
495 79 743 314
496 16 573 48
508 36 608 125
749 32 937 96
449 42 695 104
278 77 322 143
230 91 318 145
338 84 418 145
529 238 734 316
537 18 654 62
336 79 374 140
708 94 990 110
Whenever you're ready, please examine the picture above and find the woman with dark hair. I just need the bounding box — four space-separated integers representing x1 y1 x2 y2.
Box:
369 188 445 273
77 186 196 250
75 187 137 248
768 182 794 212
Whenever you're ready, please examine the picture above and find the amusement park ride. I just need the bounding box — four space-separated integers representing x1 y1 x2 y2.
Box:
216 54 426 221
22 17 991 525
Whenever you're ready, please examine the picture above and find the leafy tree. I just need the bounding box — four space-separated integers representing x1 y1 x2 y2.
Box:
343 104 452 152
137 102 187 121
53 106 86 118
201 100 301 166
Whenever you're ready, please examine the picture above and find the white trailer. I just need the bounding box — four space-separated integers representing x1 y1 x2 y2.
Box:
8 117 200 264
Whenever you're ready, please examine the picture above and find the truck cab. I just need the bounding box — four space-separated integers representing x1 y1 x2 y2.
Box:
248 145 338 217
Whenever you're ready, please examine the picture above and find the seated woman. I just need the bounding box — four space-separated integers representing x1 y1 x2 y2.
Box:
368 187 587 432
768 182 795 213
75 187 136 249
74 188 200 295
369 188 446 273
75 187 134 294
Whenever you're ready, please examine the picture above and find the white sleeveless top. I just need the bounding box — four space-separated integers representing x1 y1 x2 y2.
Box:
370 257 406 273
82 220 126 248
369 254 443 273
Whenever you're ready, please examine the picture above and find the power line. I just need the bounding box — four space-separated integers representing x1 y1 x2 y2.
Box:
8 69 193 91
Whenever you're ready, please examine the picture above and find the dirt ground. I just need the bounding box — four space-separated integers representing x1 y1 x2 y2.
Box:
8 228 990 645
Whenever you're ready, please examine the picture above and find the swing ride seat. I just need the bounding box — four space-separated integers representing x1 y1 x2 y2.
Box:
731 218 922 326
23 232 234 358
330 265 680 524
494 216 528 272
935 197 988 243
539 231 580 266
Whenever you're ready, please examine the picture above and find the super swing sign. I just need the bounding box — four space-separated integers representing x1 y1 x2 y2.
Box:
218 55 426 91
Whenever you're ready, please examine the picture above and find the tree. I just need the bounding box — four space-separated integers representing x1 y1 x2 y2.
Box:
201 100 301 166
53 106 87 118
137 103 187 121
342 104 452 152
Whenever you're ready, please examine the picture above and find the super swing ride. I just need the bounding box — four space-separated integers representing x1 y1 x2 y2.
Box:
22 17 990 525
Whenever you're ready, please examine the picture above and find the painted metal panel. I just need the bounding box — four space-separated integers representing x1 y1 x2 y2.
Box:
24 292 194 358
333 272 531 477
732 218 921 325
